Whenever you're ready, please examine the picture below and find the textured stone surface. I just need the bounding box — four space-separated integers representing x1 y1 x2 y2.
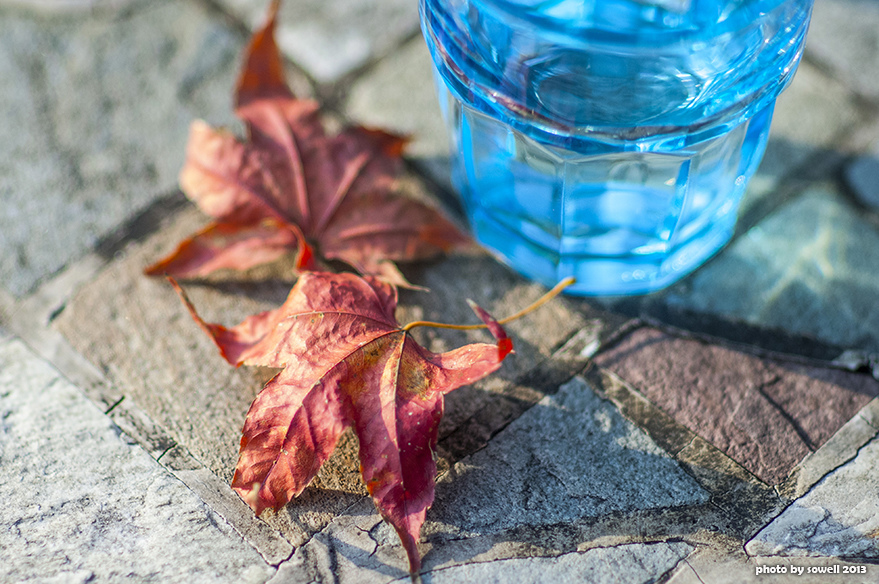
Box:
747 435 879 558
665 186 879 354
278 494 697 584
595 328 879 484
806 0 879 100
426 377 708 538
409 543 693 584
213 0 419 83
0 1 244 297
0 338 273 583
345 36 452 189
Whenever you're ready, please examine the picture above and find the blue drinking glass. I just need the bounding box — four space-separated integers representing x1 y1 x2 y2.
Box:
420 0 813 295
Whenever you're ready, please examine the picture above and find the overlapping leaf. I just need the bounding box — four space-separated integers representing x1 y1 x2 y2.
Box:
172 271 512 573
146 0 467 286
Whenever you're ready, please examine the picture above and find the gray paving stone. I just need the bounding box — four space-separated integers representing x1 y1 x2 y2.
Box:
665 185 879 353
746 435 879 559
345 37 452 189
667 548 874 584
406 542 693 584
806 0 879 100
780 411 879 500
426 377 709 538
213 0 420 83
0 0 243 297
0 338 273 583
280 495 696 583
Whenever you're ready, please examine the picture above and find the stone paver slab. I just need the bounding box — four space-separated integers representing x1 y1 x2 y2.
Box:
667 547 875 584
594 327 879 484
275 475 696 583
780 408 879 500
213 0 419 83
406 542 693 584
806 0 879 100
0 338 273 583
426 376 709 538
747 435 879 559
665 186 879 354
0 1 245 297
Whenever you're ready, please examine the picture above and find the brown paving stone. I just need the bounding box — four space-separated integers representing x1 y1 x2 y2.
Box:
594 327 879 485
760 363 879 450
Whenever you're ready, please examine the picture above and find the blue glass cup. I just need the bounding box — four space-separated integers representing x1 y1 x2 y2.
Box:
420 0 813 295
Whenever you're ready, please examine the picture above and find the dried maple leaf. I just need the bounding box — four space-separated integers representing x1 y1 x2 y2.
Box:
171 271 512 573
145 0 467 287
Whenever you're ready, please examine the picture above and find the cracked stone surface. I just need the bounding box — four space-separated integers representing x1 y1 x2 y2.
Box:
595 327 879 485
0 338 273 583
212 0 420 83
425 377 709 538
667 548 874 584
0 0 243 297
405 542 694 584
747 435 879 558
273 496 695 583
806 0 879 100
664 186 879 354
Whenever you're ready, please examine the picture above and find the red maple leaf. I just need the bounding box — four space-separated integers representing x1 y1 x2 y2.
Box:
145 0 467 287
171 271 512 573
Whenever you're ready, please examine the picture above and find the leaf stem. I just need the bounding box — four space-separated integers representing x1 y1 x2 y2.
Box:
401 276 576 332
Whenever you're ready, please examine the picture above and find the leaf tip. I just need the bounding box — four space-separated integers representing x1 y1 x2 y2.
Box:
244 482 263 510
143 263 163 277
392 524 423 576
497 337 514 361
466 299 512 361
294 239 316 271
235 0 290 107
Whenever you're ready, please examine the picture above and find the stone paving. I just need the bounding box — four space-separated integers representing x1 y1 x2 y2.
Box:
3 1 879 583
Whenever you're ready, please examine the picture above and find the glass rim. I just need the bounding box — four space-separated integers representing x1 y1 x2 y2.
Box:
468 0 807 44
